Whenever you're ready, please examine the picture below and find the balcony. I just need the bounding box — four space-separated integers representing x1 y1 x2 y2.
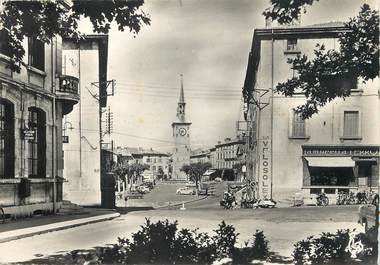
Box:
57 75 80 115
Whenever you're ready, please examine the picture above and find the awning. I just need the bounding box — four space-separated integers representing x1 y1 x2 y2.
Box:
203 170 216 176
305 157 355 167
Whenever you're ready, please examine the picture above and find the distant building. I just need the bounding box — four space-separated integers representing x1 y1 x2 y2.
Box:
115 146 170 179
243 21 380 201
171 76 191 179
214 138 245 170
190 149 211 164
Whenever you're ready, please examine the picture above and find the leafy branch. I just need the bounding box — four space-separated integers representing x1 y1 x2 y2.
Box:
0 0 150 72
275 4 379 119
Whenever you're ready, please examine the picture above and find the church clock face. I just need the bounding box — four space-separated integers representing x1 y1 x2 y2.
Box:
178 127 187 136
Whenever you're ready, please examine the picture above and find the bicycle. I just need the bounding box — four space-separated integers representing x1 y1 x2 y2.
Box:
316 192 329 206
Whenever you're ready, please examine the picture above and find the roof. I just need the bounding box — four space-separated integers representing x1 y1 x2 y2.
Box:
115 147 169 157
215 138 245 148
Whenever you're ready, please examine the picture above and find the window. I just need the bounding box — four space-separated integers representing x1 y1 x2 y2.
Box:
286 39 298 51
28 37 45 71
0 29 11 57
146 157 151 163
28 107 46 178
343 111 359 138
152 166 156 171
291 111 306 138
0 99 14 178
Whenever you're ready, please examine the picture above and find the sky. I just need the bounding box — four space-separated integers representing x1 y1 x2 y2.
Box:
88 0 377 152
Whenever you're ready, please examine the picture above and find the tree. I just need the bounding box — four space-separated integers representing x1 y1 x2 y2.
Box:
0 0 150 72
112 162 149 191
263 2 379 119
180 162 212 195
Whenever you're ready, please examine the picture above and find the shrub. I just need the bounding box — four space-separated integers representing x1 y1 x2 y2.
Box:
293 229 377 265
213 220 239 260
251 230 270 260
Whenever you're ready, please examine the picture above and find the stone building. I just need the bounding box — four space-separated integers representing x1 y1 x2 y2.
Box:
171 76 191 179
243 21 380 202
190 149 211 164
0 31 76 216
62 35 109 206
214 138 245 170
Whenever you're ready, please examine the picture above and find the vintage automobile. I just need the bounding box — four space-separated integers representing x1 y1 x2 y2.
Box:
136 185 150 194
176 187 196 195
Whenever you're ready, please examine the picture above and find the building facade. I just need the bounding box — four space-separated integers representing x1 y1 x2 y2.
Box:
190 149 211 164
62 35 109 206
243 22 380 201
0 30 77 216
171 76 191 179
214 138 245 170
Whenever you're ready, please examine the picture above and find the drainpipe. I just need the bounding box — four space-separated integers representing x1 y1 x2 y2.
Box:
51 39 57 213
270 29 274 200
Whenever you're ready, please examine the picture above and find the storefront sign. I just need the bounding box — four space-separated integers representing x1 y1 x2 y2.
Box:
258 136 271 200
23 130 35 141
303 146 379 157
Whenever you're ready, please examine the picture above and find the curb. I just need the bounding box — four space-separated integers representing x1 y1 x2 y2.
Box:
154 196 208 209
0 212 120 243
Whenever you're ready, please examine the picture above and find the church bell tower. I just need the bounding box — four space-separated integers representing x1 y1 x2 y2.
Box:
171 75 192 179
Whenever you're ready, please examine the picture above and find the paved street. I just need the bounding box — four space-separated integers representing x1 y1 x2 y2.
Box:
0 204 363 263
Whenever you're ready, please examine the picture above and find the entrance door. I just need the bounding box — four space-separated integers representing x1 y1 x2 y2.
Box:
358 161 373 187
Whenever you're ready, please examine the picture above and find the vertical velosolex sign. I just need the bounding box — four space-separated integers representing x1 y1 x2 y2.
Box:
258 135 271 199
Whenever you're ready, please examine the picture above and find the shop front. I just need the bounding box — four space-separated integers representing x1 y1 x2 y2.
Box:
302 145 379 202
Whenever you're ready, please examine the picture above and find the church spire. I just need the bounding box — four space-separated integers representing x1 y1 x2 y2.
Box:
177 74 186 122
179 74 185 103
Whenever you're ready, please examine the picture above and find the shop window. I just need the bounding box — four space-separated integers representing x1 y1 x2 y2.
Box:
343 111 359 138
0 99 14 178
291 111 306 138
309 167 355 186
324 188 335 194
28 37 45 71
0 29 11 57
28 107 46 178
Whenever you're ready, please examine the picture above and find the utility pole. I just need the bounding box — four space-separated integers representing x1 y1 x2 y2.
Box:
90 79 115 207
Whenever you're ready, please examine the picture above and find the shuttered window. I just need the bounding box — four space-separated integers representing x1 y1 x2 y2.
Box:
343 111 359 137
292 111 305 137
0 29 11 57
28 38 45 71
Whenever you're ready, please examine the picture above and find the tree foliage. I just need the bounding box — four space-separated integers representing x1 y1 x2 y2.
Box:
0 0 150 72
180 162 212 185
263 0 318 25
111 162 149 181
274 4 379 119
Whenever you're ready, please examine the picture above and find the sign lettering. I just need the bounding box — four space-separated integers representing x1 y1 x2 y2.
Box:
303 146 379 157
259 136 271 200
23 130 35 141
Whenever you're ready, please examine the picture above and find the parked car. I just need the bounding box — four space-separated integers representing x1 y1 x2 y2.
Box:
176 187 196 195
214 177 222 182
136 185 150 194
258 199 277 208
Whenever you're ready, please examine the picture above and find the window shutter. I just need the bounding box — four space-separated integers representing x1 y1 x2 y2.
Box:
56 38 62 76
343 111 359 137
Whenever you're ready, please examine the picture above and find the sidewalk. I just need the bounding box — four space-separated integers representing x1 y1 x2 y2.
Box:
0 208 120 243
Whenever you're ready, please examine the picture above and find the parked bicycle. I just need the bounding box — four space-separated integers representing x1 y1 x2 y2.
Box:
0 206 5 224
316 192 329 206
220 192 237 209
